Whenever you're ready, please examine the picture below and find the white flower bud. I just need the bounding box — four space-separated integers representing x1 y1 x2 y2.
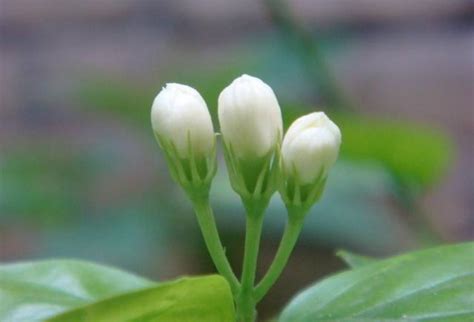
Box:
281 112 341 185
218 74 283 159
151 83 214 159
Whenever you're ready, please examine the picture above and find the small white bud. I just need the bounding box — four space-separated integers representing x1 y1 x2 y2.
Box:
151 83 215 159
218 74 283 160
281 112 341 185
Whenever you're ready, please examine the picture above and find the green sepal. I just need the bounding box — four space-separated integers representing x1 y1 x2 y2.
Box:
279 164 328 217
221 139 280 203
153 132 217 198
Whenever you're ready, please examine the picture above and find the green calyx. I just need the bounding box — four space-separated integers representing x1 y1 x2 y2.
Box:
222 141 280 202
279 165 328 215
154 132 217 198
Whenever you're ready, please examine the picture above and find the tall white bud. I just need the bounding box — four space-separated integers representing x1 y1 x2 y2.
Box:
217 75 283 199
151 83 214 159
281 112 341 208
218 74 283 160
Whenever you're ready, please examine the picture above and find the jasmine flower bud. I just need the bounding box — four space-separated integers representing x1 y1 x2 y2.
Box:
151 83 217 194
218 75 283 199
280 112 341 209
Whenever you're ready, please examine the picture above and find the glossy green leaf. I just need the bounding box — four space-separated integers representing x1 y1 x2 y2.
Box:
280 242 474 322
47 275 234 322
0 260 234 322
0 260 152 321
336 250 375 268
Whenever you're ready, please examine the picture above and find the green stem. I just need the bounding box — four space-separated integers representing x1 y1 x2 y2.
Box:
254 214 304 302
236 201 266 322
192 197 240 295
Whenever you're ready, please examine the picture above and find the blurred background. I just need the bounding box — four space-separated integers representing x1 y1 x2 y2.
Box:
1 0 473 319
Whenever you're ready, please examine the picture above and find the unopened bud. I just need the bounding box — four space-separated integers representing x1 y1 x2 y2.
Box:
217 75 283 199
151 83 216 194
280 112 341 209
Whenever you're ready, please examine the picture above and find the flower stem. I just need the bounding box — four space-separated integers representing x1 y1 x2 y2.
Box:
192 196 240 295
254 213 304 302
236 200 266 322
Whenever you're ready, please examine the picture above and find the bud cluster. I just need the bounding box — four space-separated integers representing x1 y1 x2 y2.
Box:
151 74 342 320
151 74 341 211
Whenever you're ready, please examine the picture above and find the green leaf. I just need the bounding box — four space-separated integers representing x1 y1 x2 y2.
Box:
0 260 235 322
336 250 375 268
0 260 152 321
280 242 474 322
47 275 234 322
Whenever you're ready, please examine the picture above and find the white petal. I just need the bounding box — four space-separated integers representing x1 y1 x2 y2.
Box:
282 112 341 184
218 74 283 159
151 83 214 158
